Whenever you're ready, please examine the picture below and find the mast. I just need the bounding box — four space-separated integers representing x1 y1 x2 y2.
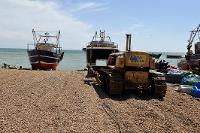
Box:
187 24 200 53
32 29 37 45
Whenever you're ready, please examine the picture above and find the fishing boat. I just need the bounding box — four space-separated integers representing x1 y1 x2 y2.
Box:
85 30 119 77
86 30 119 67
82 47 86 52
27 29 64 70
185 24 200 72
166 54 183 59
149 53 162 59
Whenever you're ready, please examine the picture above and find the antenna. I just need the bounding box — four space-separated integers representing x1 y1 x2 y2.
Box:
32 29 37 45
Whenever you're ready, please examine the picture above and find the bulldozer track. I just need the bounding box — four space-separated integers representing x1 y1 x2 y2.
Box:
107 72 123 95
152 76 167 99
102 102 122 133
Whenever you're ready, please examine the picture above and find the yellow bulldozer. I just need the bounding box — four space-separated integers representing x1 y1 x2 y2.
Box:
95 34 167 99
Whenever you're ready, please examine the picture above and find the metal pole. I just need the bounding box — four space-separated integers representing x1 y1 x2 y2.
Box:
126 34 131 51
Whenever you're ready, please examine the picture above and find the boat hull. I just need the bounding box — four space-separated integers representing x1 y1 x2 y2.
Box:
86 47 119 66
27 50 63 70
31 63 57 70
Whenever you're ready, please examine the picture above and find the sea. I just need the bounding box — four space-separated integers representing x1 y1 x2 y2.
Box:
0 48 186 70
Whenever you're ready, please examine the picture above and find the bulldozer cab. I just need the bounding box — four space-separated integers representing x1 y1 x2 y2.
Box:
107 53 122 66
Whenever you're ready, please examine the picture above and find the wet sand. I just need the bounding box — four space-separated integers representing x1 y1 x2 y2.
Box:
0 69 200 132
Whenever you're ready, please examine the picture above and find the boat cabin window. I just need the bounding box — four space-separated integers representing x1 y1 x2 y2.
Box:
96 60 107 66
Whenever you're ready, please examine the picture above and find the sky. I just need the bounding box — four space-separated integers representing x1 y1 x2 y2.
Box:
0 0 200 52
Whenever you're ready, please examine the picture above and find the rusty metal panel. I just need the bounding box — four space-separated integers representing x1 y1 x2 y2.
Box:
115 56 124 68
150 58 156 69
125 71 149 83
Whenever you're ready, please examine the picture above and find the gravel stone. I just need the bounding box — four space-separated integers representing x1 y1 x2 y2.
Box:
0 69 199 133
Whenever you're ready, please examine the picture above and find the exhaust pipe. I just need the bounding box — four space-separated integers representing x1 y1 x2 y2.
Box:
125 34 131 51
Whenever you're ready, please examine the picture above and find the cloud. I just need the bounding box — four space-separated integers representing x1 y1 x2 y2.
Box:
0 0 93 49
70 2 108 13
110 22 149 50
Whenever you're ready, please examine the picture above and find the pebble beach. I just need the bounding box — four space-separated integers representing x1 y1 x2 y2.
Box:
0 69 200 132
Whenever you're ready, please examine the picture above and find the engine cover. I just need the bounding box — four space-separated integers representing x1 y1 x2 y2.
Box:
125 71 149 83
125 51 150 67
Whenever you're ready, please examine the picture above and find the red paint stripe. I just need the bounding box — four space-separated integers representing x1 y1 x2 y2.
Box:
32 63 57 70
